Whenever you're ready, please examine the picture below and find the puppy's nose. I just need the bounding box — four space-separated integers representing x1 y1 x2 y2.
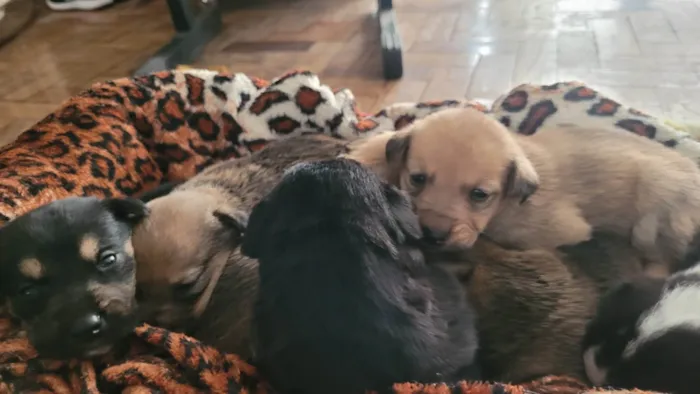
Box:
71 313 107 338
421 225 450 244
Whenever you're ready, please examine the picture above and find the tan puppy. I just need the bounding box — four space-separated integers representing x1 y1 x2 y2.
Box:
132 135 351 357
432 233 648 383
351 108 700 272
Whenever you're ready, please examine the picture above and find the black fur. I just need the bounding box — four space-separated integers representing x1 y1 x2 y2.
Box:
582 277 664 376
137 181 183 202
0 196 148 359
580 273 700 393
241 158 480 394
605 328 700 394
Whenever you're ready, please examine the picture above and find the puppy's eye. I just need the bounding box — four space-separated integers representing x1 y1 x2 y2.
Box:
469 188 490 202
17 284 38 298
97 252 118 270
409 173 427 187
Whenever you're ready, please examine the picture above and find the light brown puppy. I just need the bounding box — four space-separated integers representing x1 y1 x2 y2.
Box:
132 134 352 357
432 232 648 383
350 108 700 272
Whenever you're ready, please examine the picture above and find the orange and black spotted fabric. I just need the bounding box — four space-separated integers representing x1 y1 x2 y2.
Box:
0 69 676 393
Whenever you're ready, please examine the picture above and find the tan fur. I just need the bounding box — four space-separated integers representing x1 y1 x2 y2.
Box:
18 258 44 280
133 135 354 357
123 239 134 258
78 234 100 262
343 131 406 184
434 234 647 383
87 279 135 316
354 107 700 270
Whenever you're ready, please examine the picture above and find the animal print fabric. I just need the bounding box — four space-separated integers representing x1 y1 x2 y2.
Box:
0 68 679 394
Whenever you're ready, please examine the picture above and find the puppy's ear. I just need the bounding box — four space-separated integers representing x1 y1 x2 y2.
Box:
194 249 230 317
382 183 422 241
240 200 269 259
102 197 149 226
385 130 411 167
503 157 539 204
213 208 248 242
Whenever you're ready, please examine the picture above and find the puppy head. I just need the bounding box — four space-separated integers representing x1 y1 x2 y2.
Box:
241 158 421 261
581 276 664 386
0 196 148 359
382 108 539 249
132 189 247 329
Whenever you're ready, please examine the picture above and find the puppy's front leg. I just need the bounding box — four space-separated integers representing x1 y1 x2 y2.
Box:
487 202 593 250
543 203 594 248
632 211 663 263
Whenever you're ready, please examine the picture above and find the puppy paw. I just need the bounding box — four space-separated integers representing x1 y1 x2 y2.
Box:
546 205 593 247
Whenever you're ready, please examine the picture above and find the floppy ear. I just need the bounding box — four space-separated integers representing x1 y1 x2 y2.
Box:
240 200 270 260
378 131 411 186
213 208 248 243
102 197 150 226
382 183 422 241
385 131 411 167
193 249 231 317
503 156 539 204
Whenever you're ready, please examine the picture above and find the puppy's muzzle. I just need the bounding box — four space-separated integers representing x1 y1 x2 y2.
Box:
421 225 450 245
418 211 454 245
71 312 108 339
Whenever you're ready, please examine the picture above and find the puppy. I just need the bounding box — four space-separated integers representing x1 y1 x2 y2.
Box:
351 107 700 272
431 235 601 383
0 196 148 359
429 231 652 384
241 158 480 394
132 134 352 357
582 264 700 393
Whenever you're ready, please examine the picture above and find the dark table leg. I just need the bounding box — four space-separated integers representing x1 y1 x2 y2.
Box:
378 0 403 80
133 0 222 77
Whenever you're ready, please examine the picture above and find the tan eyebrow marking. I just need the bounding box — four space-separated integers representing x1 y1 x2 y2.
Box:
18 258 44 279
79 234 100 262
123 238 134 258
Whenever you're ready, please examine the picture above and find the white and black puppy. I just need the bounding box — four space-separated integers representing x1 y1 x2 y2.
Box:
241 158 480 394
582 266 700 394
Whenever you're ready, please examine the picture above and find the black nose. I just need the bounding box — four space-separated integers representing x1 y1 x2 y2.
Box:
421 226 449 244
71 313 107 338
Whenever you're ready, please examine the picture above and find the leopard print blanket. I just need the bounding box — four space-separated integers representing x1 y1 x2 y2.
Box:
0 69 689 394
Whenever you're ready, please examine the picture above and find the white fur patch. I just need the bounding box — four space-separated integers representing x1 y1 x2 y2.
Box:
583 345 608 386
625 282 700 357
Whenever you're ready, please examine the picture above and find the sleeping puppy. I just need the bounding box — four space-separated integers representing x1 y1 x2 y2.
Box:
430 231 649 384
132 134 352 357
0 196 148 359
348 107 700 273
582 264 700 393
241 158 480 394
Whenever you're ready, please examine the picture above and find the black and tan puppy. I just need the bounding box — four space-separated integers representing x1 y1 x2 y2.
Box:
132 135 352 357
241 158 480 394
582 264 700 394
0 196 148 359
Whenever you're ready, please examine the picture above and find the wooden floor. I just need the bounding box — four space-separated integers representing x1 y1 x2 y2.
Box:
1 0 700 145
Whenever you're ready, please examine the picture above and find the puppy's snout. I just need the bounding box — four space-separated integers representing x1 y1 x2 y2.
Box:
421 225 450 244
71 313 107 338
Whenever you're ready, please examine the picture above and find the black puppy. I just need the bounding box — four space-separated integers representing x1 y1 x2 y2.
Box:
241 158 480 394
0 196 148 359
582 268 700 394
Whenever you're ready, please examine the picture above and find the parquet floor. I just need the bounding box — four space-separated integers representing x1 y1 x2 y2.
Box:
1 0 700 146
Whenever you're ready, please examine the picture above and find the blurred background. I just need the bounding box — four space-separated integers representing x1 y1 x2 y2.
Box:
0 0 699 144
